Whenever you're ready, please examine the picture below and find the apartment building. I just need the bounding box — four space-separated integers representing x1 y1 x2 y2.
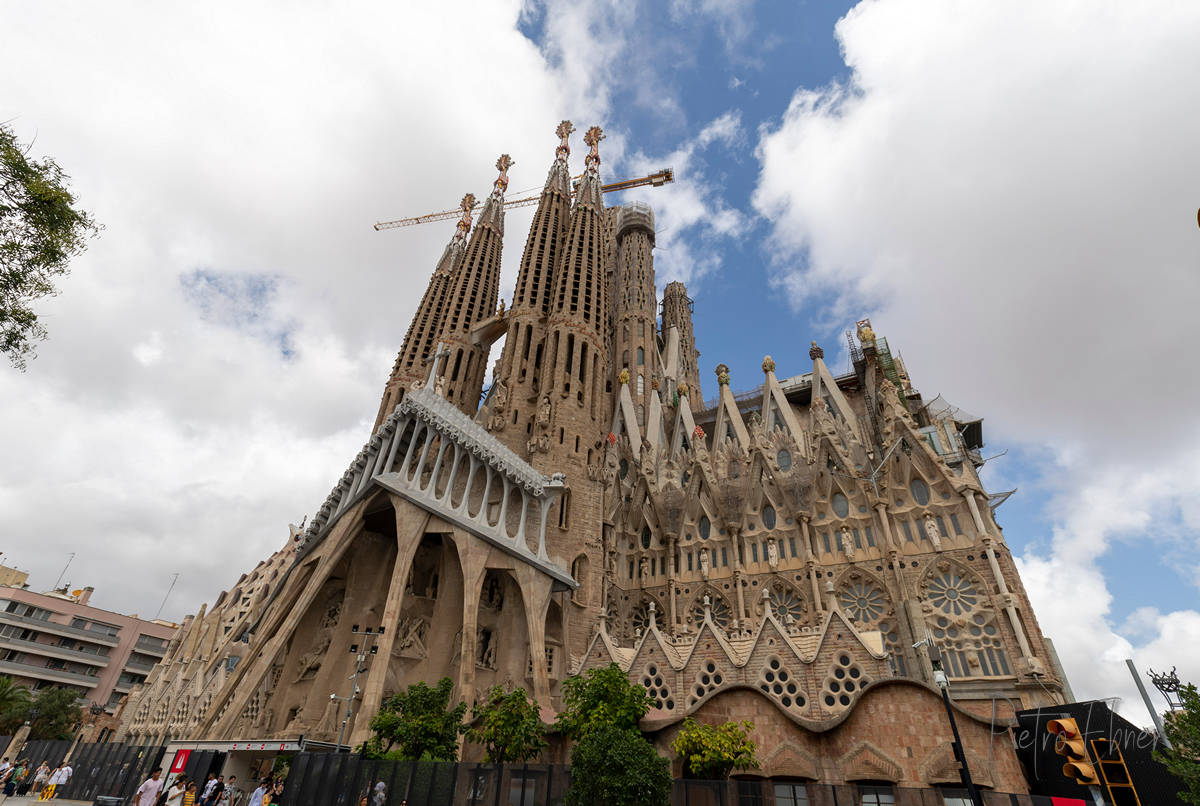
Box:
0 585 177 712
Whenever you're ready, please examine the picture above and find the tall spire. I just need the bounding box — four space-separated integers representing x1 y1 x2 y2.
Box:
372 194 474 429
483 125 577 453
432 155 511 412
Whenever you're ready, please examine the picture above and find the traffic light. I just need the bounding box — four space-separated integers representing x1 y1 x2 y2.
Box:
1046 717 1100 786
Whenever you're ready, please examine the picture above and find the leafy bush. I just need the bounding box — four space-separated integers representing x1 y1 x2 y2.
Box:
565 724 670 806
671 717 760 779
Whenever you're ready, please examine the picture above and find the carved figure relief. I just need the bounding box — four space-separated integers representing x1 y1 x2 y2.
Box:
393 616 429 659
767 539 780 568
476 627 497 669
923 513 944 551
840 526 856 561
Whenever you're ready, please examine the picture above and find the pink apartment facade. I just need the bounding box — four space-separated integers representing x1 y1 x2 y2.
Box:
0 585 177 712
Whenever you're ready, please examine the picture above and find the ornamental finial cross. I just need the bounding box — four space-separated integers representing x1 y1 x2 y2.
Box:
556 120 575 156
494 154 514 192
456 193 476 233
584 125 604 168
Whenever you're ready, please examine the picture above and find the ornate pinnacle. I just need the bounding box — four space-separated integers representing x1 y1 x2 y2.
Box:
555 120 575 157
456 193 476 234
715 363 730 386
762 355 776 374
584 125 604 169
494 154 514 193
809 341 824 360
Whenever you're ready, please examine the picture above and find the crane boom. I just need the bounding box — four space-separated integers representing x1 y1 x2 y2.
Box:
374 168 674 231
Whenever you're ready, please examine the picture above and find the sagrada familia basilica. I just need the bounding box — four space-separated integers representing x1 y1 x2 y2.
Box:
119 122 1070 790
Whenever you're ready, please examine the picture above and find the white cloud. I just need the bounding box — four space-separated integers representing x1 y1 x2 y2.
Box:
753 0 1200 716
622 110 750 288
0 1 597 619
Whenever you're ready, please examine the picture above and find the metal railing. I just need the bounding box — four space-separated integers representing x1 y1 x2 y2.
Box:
0 634 110 666
0 657 100 687
0 610 121 645
135 635 170 654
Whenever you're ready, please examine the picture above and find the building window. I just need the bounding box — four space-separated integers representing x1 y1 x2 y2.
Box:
910 478 931 505
773 783 810 806
762 505 777 530
832 492 850 518
637 347 644 366
736 780 764 805
699 516 711 540
858 785 895 805
558 489 571 529
940 791 972 806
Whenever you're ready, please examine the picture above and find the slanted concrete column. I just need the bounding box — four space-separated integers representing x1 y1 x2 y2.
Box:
517 568 555 706
964 490 988 539
349 509 430 747
455 541 490 709
874 503 898 551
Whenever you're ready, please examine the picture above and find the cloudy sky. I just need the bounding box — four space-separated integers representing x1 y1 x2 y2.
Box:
2 1 1198 723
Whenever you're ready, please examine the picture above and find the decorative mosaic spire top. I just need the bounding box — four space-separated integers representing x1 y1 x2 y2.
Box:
584 125 604 171
455 193 476 235
494 154 514 194
555 120 575 159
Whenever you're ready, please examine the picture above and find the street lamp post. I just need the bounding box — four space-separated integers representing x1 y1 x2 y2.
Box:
917 641 985 806
331 624 383 753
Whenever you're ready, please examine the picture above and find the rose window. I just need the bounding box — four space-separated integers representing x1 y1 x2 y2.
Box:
838 579 886 624
768 587 805 623
928 572 980 616
630 602 654 636
690 595 732 629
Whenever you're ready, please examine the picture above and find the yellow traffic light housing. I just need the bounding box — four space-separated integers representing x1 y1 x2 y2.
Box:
1046 717 1100 786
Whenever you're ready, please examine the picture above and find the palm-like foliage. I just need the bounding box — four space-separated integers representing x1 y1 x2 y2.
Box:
0 675 32 731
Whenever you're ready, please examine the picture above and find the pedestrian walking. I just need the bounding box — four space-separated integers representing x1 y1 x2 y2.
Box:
134 769 164 806
38 764 60 801
31 761 48 797
199 773 218 806
246 780 267 806
50 761 71 799
163 775 188 806
183 782 198 806
372 779 386 806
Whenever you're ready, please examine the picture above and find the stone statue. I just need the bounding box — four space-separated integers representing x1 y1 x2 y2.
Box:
293 627 332 682
699 551 711 580
839 526 856 562
923 513 944 552
639 556 649 579
767 540 779 569
536 395 552 428
493 378 508 409
394 616 428 659
476 628 497 669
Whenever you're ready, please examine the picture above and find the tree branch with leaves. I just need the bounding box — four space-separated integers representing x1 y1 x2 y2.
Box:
1 123 99 370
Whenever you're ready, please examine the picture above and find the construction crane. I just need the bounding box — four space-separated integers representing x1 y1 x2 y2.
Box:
373 168 674 231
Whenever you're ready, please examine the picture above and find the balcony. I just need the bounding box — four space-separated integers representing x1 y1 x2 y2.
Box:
113 677 144 694
134 636 169 655
0 611 120 646
124 658 157 673
0 635 109 667
0 658 100 688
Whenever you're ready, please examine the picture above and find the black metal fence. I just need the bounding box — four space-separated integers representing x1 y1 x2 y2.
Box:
278 753 1078 806
13 740 166 803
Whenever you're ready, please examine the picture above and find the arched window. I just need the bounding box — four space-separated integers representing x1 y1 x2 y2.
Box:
699 515 711 540
637 347 645 365
762 505 777 530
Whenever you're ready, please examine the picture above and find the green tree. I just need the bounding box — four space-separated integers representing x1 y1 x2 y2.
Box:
1156 682 1200 805
555 663 652 741
360 676 466 760
0 675 32 732
27 686 84 740
1 122 99 370
565 724 671 806
466 686 547 763
671 717 760 779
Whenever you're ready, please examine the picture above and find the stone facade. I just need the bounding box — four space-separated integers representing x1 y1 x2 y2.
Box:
120 123 1067 793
